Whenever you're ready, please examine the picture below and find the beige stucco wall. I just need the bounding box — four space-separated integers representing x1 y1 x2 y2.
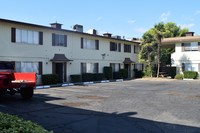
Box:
0 21 139 82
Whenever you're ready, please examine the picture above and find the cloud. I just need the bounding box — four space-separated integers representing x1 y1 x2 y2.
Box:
96 17 102 21
135 28 147 34
179 23 195 29
160 11 171 21
128 20 136 24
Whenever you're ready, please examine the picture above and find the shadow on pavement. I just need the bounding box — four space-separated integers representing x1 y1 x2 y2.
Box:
0 93 199 133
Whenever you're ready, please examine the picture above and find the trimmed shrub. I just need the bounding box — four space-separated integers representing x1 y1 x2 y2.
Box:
93 73 104 81
103 67 113 80
119 69 128 79
42 74 58 85
70 74 82 83
113 72 122 79
82 73 93 82
175 74 183 80
183 71 198 79
134 69 144 78
0 112 50 133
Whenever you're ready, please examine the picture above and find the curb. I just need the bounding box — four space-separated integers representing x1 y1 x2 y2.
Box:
36 79 124 89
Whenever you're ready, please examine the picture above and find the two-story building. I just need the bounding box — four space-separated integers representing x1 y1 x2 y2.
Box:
162 32 200 75
0 18 141 84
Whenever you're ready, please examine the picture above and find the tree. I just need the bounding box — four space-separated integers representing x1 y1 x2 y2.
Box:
153 22 165 77
139 22 188 77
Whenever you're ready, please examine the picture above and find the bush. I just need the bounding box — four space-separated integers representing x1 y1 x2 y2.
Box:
93 73 104 81
82 73 93 82
175 74 183 80
42 74 58 85
70 74 82 83
103 67 112 80
119 69 128 79
134 69 144 78
0 112 51 133
183 71 198 79
113 72 121 79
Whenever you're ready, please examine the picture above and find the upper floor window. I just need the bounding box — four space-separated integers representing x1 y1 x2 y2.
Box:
52 33 67 47
124 44 131 53
182 43 198 51
81 38 99 50
110 42 121 52
11 28 43 45
134 45 139 54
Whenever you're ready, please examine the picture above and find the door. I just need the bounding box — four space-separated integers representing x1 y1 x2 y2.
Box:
55 63 63 83
52 62 67 83
124 64 131 78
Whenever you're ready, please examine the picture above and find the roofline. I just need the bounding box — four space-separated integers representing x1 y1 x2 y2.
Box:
162 36 200 45
0 18 141 44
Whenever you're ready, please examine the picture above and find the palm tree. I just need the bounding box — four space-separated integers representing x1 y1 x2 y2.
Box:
153 23 165 77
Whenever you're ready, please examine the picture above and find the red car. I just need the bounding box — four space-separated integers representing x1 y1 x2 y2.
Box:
0 62 36 99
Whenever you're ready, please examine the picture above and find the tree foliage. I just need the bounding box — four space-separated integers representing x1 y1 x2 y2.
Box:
139 22 188 77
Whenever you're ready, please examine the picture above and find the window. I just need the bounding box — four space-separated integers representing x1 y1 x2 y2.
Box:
183 63 198 71
183 43 198 51
134 63 144 71
110 63 120 72
15 62 42 74
124 44 131 53
12 28 42 45
81 38 99 50
52 33 67 47
134 45 139 53
110 42 121 52
81 63 98 73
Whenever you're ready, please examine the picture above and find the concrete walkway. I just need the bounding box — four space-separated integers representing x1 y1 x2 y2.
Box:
0 79 200 133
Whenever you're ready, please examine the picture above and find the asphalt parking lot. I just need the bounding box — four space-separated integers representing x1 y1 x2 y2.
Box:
0 79 200 133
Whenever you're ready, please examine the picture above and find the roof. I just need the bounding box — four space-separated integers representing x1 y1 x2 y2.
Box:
123 58 134 64
50 54 72 62
162 36 200 44
0 18 141 44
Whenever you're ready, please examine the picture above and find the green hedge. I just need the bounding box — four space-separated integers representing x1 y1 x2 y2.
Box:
93 73 104 81
113 72 121 79
70 74 82 83
183 71 198 79
134 69 144 78
119 69 128 79
81 73 104 82
42 74 58 85
0 112 51 133
103 67 112 80
175 74 183 80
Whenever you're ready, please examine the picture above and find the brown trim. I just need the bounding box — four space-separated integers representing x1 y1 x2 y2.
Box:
118 43 121 52
64 35 67 47
81 37 84 48
96 63 99 73
39 62 43 75
64 62 67 82
52 33 56 46
11 28 16 42
52 62 56 74
95 40 99 50
39 32 43 45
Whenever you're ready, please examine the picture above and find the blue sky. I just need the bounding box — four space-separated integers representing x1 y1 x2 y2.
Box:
0 0 200 39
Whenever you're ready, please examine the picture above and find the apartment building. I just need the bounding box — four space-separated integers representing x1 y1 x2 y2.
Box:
162 32 200 75
0 18 141 84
